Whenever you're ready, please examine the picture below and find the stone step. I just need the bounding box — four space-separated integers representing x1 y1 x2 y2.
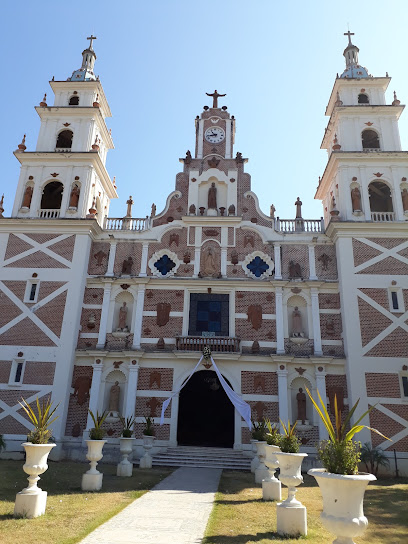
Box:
152 460 250 470
150 446 251 471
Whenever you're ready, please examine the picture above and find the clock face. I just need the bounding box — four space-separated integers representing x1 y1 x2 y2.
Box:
205 126 225 144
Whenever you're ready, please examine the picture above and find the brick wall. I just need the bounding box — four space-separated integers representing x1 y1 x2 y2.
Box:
80 308 102 333
248 400 279 421
326 374 348 397
315 245 337 279
135 397 171 418
137 368 174 391
88 241 110 275
83 287 104 305
281 245 309 280
358 298 392 347
241 371 278 395
23 362 56 385
144 290 184 312
64 365 93 437
369 405 408 450
320 313 342 340
365 373 401 398
47 235 75 261
318 293 340 309
0 318 56 346
365 328 408 357
0 361 12 383
113 241 143 276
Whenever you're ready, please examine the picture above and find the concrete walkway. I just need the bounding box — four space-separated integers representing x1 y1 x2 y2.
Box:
79 467 222 544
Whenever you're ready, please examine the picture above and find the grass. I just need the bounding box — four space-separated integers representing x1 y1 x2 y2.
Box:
0 460 172 544
203 471 408 544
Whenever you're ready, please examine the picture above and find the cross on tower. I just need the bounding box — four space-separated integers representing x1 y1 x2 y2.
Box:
87 35 97 49
344 30 354 46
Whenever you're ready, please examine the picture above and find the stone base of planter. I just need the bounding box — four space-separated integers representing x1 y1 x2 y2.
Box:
276 503 307 536
81 472 103 491
262 478 281 501
251 456 260 473
255 466 270 484
117 461 133 477
14 490 47 518
139 453 152 469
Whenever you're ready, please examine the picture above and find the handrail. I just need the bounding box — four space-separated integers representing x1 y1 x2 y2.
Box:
274 217 324 233
104 216 151 231
176 336 240 353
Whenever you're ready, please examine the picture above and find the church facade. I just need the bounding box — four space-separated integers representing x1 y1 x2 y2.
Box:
0 34 407 472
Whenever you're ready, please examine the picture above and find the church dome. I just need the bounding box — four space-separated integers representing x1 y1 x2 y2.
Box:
340 64 370 79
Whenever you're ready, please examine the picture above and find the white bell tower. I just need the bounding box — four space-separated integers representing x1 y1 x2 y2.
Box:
316 31 407 225
12 36 117 223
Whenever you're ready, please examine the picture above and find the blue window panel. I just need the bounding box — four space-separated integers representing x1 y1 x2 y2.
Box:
197 310 209 321
154 255 176 275
247 256 269 278
209 321 221 332
209 301 221 312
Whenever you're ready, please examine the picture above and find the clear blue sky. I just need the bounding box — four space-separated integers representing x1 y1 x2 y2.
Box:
2 1 408 220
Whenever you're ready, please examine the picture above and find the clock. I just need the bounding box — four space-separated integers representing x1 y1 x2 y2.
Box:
205 126 225 144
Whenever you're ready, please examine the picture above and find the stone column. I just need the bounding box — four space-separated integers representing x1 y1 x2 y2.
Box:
132 286 146 349
169 393 179 446
274 244 282 279
275 287 285 355
106 241 117 276
193 247 201 277
124 361 139 418
139 242 149 277
96 284 112 348
277 366 289 432
311 288 323 356
85 360 104 431
308 245 317 280
221 247 227 277
315 368 328 440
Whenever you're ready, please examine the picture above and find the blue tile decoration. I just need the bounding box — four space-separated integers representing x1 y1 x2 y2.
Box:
154 254 176 276
247 255 269 278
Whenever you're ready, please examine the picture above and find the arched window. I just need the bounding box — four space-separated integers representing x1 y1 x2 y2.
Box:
368 181 393 212
56 130 73 150
362 129 380 149
69 96 79 105
358 93 369 104
41 181 64 210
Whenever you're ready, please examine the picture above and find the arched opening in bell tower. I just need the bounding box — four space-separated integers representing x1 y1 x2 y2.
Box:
177 369 234 448
358 93 369 104
41 181 64 210
369 181 394 213
56 129 73 150
69 96 79 105
362 129 380 149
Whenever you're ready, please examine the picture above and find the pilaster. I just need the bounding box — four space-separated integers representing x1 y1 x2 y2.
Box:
311 288 323 356
277 367 289 431
315 369 328 440
139 242 149 277
106 241 117 276
86 359 104 431
124 361 139 418
274 244 282 279
275 287 285 355
308 245 317 280
97 284 112 348
132 286 146 349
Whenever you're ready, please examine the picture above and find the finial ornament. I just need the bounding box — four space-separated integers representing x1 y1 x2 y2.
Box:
205 90 226 108
40 93 47 107
16 134 27 152
0 194 4 218
87 35 97 49
392 91 401 106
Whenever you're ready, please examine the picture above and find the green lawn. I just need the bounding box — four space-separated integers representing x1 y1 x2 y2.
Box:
0 460 172 544
203 471 408 544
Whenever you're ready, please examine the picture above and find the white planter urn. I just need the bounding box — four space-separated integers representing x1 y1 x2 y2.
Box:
308 468 376 544
254 441 269 483
14 442 56 518
81 439 106 491
262 444 281 501
139 435 155 469
117 437 134 477
250 439 260 473
275 451 308 536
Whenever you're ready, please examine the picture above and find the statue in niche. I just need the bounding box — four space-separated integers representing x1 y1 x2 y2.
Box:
69 185 80 208
201 246 218 277
109 381 120 413
289 261 302 278
402 188 408 212
292 306 304 337
73 375 92 405
247 305 263 330
157 302 171 326
318 253 332 271
208 182 217 209
122 256 133 275
351 187 362 211
21 186 33 208
296 388 307 423
151 203 156 217
295 197 303 218
118 302 128 330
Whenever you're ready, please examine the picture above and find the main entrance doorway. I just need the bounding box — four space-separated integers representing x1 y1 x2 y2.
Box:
177 370 234 448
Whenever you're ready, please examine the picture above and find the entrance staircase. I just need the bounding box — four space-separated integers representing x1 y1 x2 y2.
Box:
151 446 252 471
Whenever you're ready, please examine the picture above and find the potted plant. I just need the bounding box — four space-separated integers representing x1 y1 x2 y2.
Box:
306 389 390 544
117 415 136 477
14 396 58 518
262 419 282 501
81 410 108 491
251 420 269 483
250 419 266 473
140 416 156 469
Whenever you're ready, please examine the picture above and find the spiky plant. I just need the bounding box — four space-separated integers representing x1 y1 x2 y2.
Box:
88 409 108 440
361 442 390 476
143 416 155 436
19 396 59 444
251 419 267 441
265 418 281 447
120 415 136 438
279 420 301 453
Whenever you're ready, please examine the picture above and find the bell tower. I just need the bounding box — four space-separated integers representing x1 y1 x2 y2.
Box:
12 36 117 224
315 31 407 225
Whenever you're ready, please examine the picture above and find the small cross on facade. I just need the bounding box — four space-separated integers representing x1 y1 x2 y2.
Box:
344 30 354 45
87 35 97 49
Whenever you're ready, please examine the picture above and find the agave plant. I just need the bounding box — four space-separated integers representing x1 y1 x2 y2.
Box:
143 416 155 436
306 388 390 474
120 415 136 438
251 419 267 441
265 418 281 447
88 409 108 440
19 396 59 444
279 420 301 453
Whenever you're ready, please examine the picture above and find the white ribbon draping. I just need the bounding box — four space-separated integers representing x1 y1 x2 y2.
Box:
160 356 203 425
159 354 252 430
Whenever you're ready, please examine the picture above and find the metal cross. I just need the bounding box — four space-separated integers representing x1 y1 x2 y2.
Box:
344 30 354 46
87 35 97 49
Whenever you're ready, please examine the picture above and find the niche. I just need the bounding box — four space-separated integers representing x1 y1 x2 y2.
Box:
103 369 126 421
197 177 227 216
290 376 313 430
287 295 308 344
112 291 134 336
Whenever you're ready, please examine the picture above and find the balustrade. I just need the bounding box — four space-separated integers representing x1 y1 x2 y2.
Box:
274 218 324 233
176 336 240 353
371 211 395 222
39 209 61 219
104 216 151 231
